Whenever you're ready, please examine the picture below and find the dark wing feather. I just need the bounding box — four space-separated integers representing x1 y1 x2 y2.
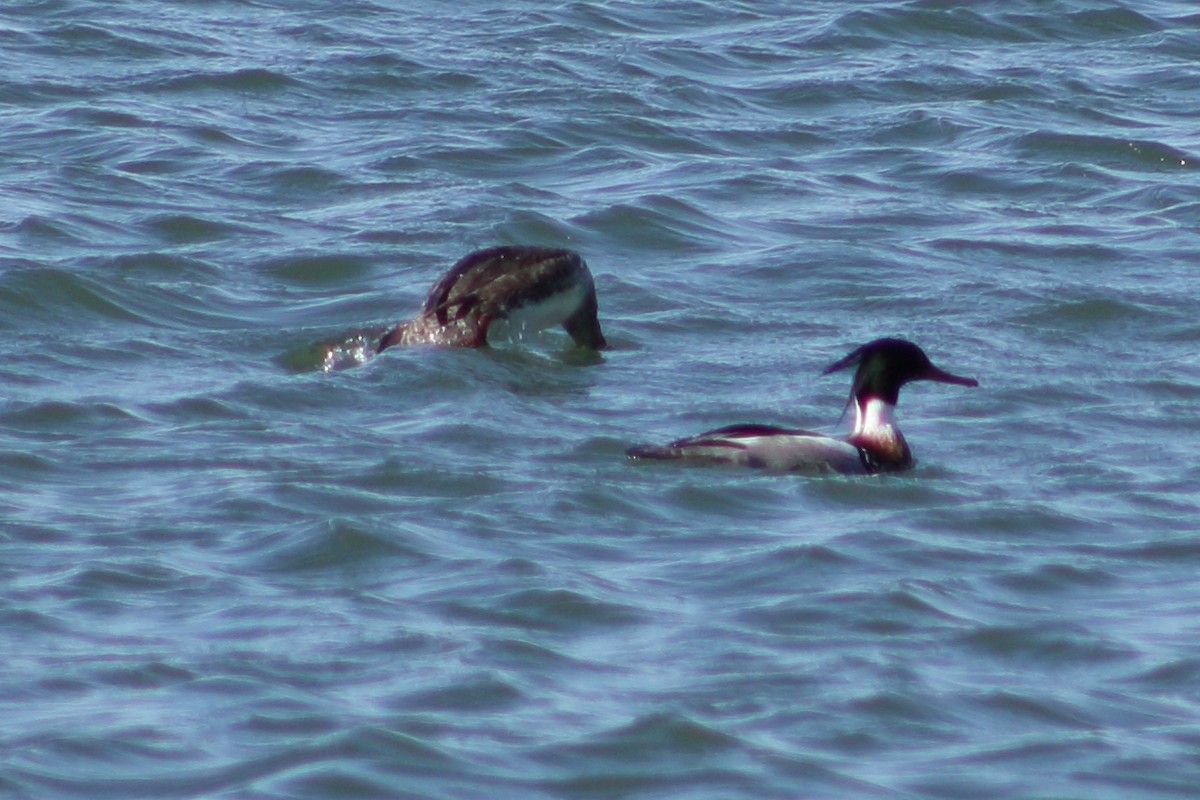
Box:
673 423 821 446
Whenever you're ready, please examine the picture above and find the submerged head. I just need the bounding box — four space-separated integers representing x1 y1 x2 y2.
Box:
822 337 978 407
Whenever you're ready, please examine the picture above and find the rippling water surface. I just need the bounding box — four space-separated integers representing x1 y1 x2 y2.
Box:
3 1 1200 797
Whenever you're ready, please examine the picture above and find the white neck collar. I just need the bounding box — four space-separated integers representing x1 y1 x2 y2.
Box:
853 396 897 436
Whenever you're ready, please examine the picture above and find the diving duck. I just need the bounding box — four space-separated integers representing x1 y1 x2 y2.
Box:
377 246 607 351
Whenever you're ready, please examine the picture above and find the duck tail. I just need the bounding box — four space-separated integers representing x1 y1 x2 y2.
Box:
625 443 684 461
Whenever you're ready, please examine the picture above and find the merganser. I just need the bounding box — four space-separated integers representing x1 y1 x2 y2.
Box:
626 338 978 474
377 246 607 351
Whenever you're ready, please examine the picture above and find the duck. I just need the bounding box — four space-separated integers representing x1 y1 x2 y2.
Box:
377 245 607 351
625 338 978 474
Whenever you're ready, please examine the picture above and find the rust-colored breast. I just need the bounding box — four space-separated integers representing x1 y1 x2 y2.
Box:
850 427 913 472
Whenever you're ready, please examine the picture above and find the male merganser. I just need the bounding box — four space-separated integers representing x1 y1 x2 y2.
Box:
626 338 978 474
377 246 607 351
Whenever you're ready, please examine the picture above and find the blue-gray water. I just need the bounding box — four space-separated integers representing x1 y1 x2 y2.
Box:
3 1 1200 797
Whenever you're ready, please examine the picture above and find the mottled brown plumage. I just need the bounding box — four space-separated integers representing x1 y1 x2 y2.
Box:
378 246 606 352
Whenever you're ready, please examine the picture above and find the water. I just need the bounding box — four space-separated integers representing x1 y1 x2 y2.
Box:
3 1 1200 797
